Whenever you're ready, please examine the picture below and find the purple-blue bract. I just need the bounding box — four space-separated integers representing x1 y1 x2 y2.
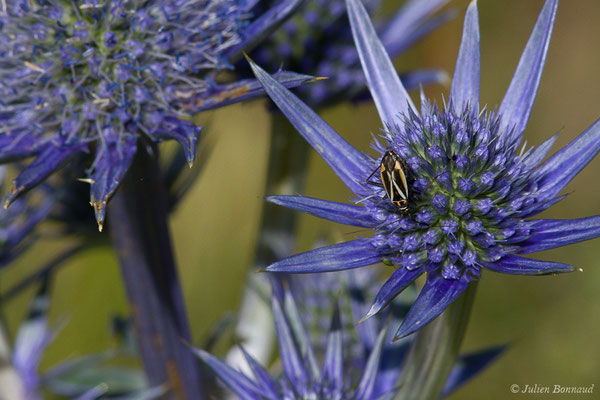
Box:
249 0 600 340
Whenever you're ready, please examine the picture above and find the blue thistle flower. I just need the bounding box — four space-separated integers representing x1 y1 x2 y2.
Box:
194 280 396 400
0 0 307 230
247 0 600 340
287 269 377 357
195 278 506 399
242 0 454 107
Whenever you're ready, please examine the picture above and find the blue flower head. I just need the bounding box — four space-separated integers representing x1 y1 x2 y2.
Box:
248 0 600 340
0 0 305 230
242 0 454 107
195 279 398 400
195 277 505 399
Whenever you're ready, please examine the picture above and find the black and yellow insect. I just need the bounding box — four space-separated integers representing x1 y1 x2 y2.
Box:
368 149 410 211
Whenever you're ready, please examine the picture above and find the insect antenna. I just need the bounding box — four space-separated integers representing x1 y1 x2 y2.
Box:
418 170 444 193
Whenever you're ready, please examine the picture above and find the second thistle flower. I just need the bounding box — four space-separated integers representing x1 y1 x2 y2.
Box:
0 0 304 230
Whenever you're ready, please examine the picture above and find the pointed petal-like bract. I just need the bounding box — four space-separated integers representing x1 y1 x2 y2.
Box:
399 68 450 90
0 129 41 162
4 139 87 209
282 287 321 382
191 348 260 400
361 267 422 322
267 195 376 228
192 71 321 112
0 195 53 265
484 254 574 275
442 344 507 397
522 133 558 168
394 275 469 339
450 1 480 112
354 327 387 400
498 0 558 143
272 296 309 397
226 0 305 59
346 0 417 126
535 118 600 202
89 134 137 231
264 239 381 273
321 305 344 394
381 0 453 57
240 348 280 400
518 216 600 254
147 116 202 165
13 279 54 385
247 59 370 195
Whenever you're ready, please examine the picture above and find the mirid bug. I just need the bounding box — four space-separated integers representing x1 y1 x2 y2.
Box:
367 149 410 211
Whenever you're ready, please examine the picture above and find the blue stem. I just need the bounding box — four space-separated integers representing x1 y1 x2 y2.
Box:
108 142 203 400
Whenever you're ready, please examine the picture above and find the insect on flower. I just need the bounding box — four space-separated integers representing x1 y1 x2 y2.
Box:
249 0 600 341
367 149 411 212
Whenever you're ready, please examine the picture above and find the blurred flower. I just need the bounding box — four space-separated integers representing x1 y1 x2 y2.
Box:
195 278 505 399
242 0 454 107
4 276 154 400
0 0 309 230
195 279 397 400
248 0 600 340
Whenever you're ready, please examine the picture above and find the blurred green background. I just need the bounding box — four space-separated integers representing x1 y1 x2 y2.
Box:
2 0 600 398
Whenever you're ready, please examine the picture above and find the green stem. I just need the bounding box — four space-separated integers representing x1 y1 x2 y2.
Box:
394 282 478 400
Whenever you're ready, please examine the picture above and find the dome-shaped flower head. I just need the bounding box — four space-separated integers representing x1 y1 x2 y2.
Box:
247 0 600 340
0 0 308 231
241 0 454 107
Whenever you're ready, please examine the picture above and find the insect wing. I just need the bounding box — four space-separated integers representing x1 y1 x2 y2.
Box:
392 160 409 201
380 166 393 201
